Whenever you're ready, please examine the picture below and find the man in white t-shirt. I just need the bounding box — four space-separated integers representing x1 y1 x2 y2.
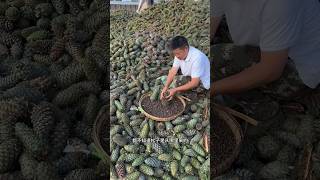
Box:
160 36 210 99
211 0 320 99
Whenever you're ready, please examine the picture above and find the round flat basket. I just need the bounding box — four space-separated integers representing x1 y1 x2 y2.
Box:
139 93 186 122
92 105 110 166
213 106 243 177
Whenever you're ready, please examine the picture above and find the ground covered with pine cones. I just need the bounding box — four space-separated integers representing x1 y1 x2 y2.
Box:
0 0 108 179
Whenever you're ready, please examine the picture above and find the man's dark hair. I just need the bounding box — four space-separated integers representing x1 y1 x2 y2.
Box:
168 36 189 51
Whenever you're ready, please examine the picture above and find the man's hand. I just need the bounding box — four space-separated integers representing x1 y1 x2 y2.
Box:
160 67 179 100
212 49 289 96
160 86 169 100
166 88 177 98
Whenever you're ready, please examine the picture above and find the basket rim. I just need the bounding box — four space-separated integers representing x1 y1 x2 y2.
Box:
92 105 110 165
139 92 186 122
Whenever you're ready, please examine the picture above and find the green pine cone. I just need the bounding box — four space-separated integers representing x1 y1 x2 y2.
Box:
139 164 154 176
15 123 48 159
0 98 28 121
184 164 193 175
30 102 55 140
126 171 140 180
184 149 197 157
49 120 70 160
0 119 15 143
125 153 139 163
140 123 149 138
150 85 160 101
172 117 184 125
158 153 172 162
181 175 198 180
54 63 86 88
152 142 164 154
132 155 145 167
0 171 24 180
174 125 186 133
180 155 190 167
19 153 37 179
124 144 139 153
111 146 120 162
82 94 99 124
26 30 50 42
52 81 101 107
144 157 161 168
35 162 60 180
187 119 198 129
54 153 87 175
114 100 125 112
172 149 182 160
192 143 206 157
64 168 97 180
112 134 128 146
190 158 201 169
170 160 178 177
0 138 22 173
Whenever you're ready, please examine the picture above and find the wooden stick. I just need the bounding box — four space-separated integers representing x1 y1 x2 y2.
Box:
214 103 258 126
203 133 209 153
179 95 191 102
296 143 313 180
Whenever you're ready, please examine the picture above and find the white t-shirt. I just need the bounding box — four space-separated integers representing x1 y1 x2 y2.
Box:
212 0 320 88
172 46 211 89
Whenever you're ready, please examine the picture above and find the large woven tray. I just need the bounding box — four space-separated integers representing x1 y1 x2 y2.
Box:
138 93 187 122
213 105 244 177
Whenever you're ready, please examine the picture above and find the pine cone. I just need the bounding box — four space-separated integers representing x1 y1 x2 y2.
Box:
31 101 55 140
52 81 101 107
15 123 48 159
35 162 61 180
49 120 70 160
32 54 52 65
54 63 86 88
50 38 65 61
0 138 22 173
25 39 53 54
54 153 87 175
82 94 99 124
0 171 24 180
19 153 38 179
64 168 97 180
0 17 14 32
51 0 65 14
1 86 46 104
65 42 83 61
74 121 93 144
83 10 107 33
0 98 28 121
0 118 15 143
66 0 81 15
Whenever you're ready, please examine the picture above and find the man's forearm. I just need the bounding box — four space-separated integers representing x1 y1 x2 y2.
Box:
175 80 199 92
211 45 289 96
212 62 282 95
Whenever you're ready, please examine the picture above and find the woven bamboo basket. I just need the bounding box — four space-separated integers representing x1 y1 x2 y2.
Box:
138 93 187 122
212 105 244 177
92 105 110 169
